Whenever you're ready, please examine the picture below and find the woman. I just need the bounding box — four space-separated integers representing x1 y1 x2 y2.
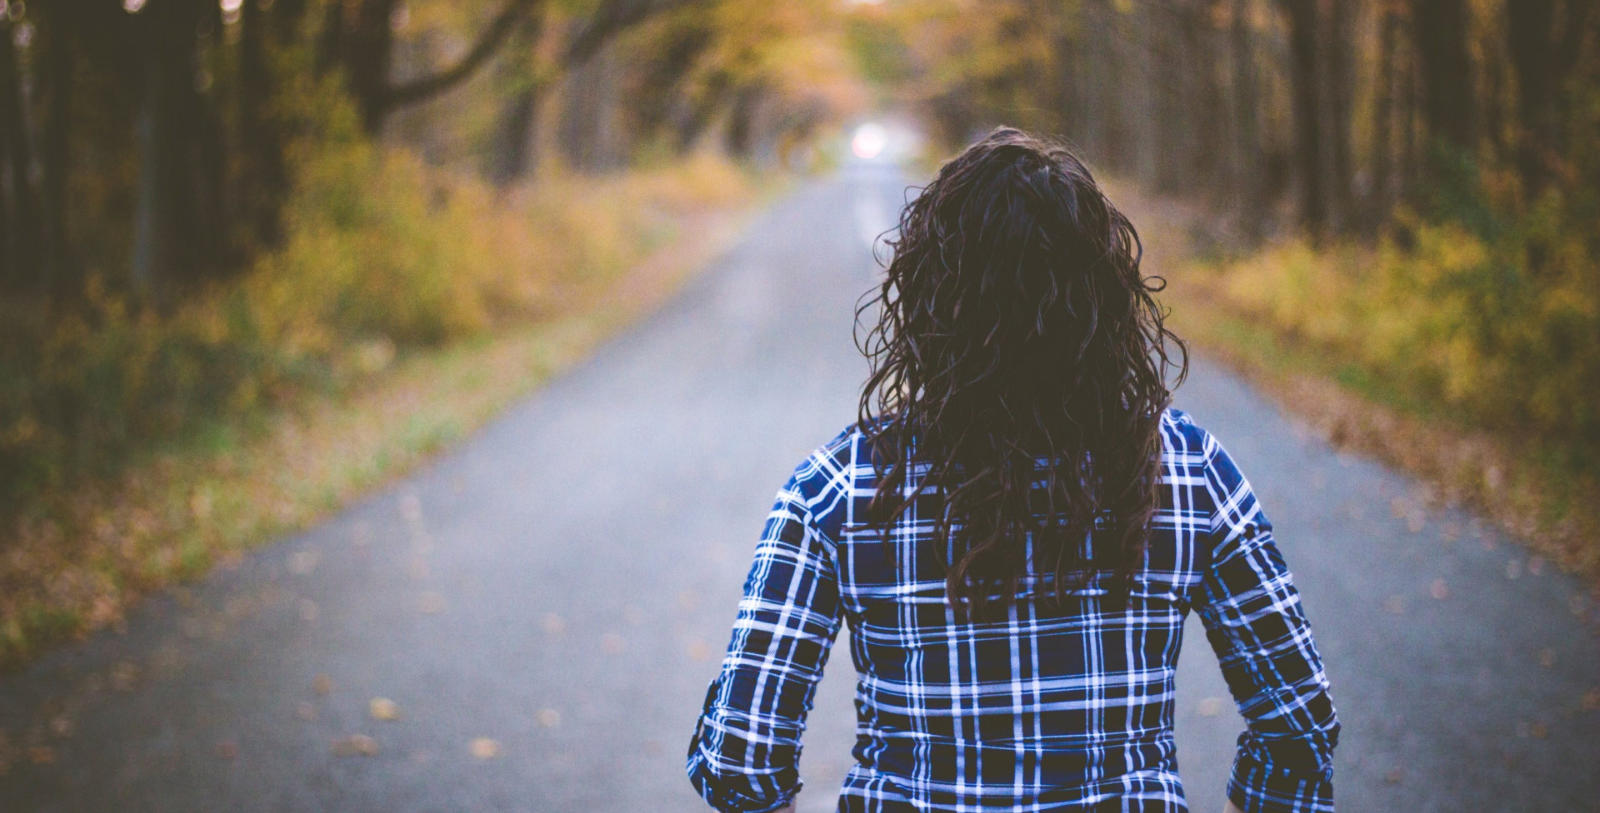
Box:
686 127 1339 812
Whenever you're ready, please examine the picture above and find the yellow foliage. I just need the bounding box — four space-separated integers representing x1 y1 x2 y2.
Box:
0 140 754 509
1191 200 1600 457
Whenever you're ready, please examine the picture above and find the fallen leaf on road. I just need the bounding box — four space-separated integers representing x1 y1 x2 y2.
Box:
110 660 140 692
332 735 379 756
1582 688 1600 711
288 550 320 575
470 738 501 759
687 639 712 661
1429 579 1449 600
1382 595 1405 615
299 599 319 622
536 708 561 728
1196 697 1223 717
601 633 626 654
225 594 256 619
419 591 446 614
296 702 317 721
216 741 238 760
399 494 423 524
1383 768 1403 784
1538 649 1556 668
49 715 73 738
369 698 400 721
313 674 333 695
1529 722 1548 739
541 613 566 634
27 746 55 765
407 557 430 581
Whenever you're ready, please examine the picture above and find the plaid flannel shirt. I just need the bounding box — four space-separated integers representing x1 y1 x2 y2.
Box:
687 408 1339 812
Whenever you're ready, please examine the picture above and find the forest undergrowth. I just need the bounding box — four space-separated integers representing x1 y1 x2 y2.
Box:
0 145 765 670
1117 180 1600 598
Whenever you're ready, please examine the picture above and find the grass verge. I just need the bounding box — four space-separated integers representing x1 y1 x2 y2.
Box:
1113 183 1600 596
0 160 773 670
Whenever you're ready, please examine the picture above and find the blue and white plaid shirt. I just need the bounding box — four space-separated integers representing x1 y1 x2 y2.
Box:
687 408 1339 812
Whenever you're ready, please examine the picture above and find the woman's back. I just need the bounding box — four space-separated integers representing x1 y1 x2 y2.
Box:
686 128 1338 812
687 409 1338 812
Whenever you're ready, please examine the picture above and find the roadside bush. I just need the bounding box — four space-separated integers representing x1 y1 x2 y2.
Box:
1195 185 1600 464
0 140 752 516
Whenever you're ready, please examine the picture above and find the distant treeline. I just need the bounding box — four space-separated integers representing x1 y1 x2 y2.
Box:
0 0 855 310
857 0 1597 241
0 0 860 511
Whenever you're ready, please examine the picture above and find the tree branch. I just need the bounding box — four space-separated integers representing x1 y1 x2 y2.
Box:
383 0 541 110
561 0 702 68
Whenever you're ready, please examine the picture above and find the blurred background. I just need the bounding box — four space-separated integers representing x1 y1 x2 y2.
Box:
0 0 1597 809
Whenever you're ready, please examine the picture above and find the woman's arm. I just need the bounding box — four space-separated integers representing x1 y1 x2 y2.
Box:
685 452 847 813
1194 431 1341 813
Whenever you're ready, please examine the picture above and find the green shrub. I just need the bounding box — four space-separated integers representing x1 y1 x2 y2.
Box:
1194 181 1599 466
0 137 752 517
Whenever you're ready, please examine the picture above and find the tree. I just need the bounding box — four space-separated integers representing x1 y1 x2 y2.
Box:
129 0 213 306
0 10 40 288
1229 0 1266 239
1322 0 1355 231
1368 0 1402 225
1410 0 1474 162
1506 0 1595 195
1280 0 1326 235
324 0 541 134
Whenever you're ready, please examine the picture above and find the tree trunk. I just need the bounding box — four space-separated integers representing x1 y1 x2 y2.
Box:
1181 0 1227 196
239 0 286 246
724 84 761 159
1323 0 1355 232
1151 3 1188 193
40 2 74 299
0 14 40 289
272 0 311 40
486 13 547 186
130 1 206 307
1281 0 1326 236
1507 0 1558 195
1368 2 1398 227
347 0 399 134
1230 0 1265 240
1410 0 1474 164
315 0 347 76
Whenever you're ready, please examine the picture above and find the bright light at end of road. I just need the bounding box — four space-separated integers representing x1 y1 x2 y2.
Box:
852 123 888 160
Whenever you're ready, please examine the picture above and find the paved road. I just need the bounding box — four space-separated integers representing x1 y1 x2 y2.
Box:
1 160 1596 812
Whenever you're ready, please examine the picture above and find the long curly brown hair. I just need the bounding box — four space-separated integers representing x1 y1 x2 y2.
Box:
855 126 1188 620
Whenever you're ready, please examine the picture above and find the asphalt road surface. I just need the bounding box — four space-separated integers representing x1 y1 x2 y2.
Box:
1 159 1596 812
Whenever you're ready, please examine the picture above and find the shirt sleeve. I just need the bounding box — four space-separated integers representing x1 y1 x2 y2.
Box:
1193 430 1341 813
686 451 846 813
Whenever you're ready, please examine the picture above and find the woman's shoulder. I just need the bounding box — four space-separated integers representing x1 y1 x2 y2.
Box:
1159 406 1222 465
808 416 892 467
783 421 868 497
